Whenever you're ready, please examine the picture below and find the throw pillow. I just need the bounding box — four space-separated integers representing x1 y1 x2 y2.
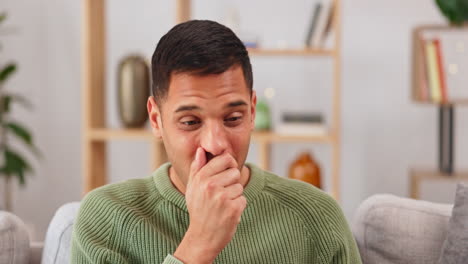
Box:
438 183 468 263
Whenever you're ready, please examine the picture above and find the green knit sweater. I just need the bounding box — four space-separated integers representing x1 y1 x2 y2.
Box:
71 163 362 263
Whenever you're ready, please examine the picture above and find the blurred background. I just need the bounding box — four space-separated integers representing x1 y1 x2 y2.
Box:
1 0 468 242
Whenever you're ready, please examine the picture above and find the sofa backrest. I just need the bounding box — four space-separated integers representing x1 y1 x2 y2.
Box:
41 202 80 264
352 194 453 264
39 194 457 264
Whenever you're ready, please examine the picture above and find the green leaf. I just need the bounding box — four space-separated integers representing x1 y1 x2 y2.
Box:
5 149 27 170
2 148 32 186
17 169 25 185
0 95 11 113
461 0 468 21
0 93 33 110
6 122 32 145
436 0 468 24
0 64 17 82
0 13 6 24
3 122 42 159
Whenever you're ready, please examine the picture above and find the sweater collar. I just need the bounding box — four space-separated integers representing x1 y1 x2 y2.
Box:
153 162 265 211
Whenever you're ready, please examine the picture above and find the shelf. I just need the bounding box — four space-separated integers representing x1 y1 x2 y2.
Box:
252 131 333 143
414 24 468 33
247 48 334 56
410 168 468 181
143 48 335 64
89 128 155 141
412 98 468 106
87 128 334 143
409 168 468 199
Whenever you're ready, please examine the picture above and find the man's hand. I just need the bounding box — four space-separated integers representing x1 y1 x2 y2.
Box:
173 147 247 264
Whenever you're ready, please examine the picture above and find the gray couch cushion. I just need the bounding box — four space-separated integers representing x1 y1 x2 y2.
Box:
41 202 80 264
353 194 453 264
438 183 468 264
0 210 30 264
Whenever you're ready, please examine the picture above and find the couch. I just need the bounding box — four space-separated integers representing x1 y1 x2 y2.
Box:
0 195 455 264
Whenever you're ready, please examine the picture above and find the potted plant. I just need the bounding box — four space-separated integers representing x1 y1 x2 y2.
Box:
0 12 41 211
435 0 468 25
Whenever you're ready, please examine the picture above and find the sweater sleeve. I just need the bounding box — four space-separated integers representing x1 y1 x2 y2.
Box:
315 195 362 264
70 190 129 264
329 228 362 264
163 255 185 264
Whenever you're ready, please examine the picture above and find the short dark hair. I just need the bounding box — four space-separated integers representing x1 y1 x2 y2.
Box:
151 20 253 104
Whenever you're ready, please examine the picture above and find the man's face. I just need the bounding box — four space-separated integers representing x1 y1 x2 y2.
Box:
147 66 256 185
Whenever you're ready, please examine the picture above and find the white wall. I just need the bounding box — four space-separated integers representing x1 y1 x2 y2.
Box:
1 0 82 241
2 0 466 241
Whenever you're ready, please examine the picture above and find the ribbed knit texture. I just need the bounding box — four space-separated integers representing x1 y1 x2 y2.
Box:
70 163 362 263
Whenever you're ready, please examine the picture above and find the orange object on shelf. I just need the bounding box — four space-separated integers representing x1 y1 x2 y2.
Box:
288 152 321 188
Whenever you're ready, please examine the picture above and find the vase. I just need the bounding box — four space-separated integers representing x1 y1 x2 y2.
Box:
117 55 150 128
254 98 271 131
288 152 321 188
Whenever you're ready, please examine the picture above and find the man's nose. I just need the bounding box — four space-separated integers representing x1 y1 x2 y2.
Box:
200 121 228 158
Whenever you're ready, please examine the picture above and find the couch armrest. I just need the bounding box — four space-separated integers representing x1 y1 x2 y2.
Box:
0 211 30 264
42 202 80 264
353 194 452 264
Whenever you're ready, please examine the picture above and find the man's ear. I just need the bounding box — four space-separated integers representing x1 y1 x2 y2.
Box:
250 90 257 131
147 96 163 139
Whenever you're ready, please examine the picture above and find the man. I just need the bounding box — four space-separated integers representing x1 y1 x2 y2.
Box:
71 20 362 264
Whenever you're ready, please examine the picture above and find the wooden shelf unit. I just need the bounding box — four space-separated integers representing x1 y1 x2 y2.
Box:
82 0 342 200
89 129 155 141
89 128 334 143
247 48 335 56
409 168 468 199
411 24 468 105
409 24 468 199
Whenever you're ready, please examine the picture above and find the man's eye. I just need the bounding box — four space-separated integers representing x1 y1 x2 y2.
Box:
182 120 201 126
224 116 243 127
225 116 241 122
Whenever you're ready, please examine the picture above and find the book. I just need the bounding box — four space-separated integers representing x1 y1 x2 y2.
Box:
419 27 468 102
434 39 448 103
305 3 322 47
425 39 442 103
318 1 335 47
276 123 327 136
311 0 333 48
418 37 429 101
282 112 323 123
277 112 326 136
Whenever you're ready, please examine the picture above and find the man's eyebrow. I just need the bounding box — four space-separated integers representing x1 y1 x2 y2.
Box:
224 100 247 108
174 100 247 113
174 105 201 113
